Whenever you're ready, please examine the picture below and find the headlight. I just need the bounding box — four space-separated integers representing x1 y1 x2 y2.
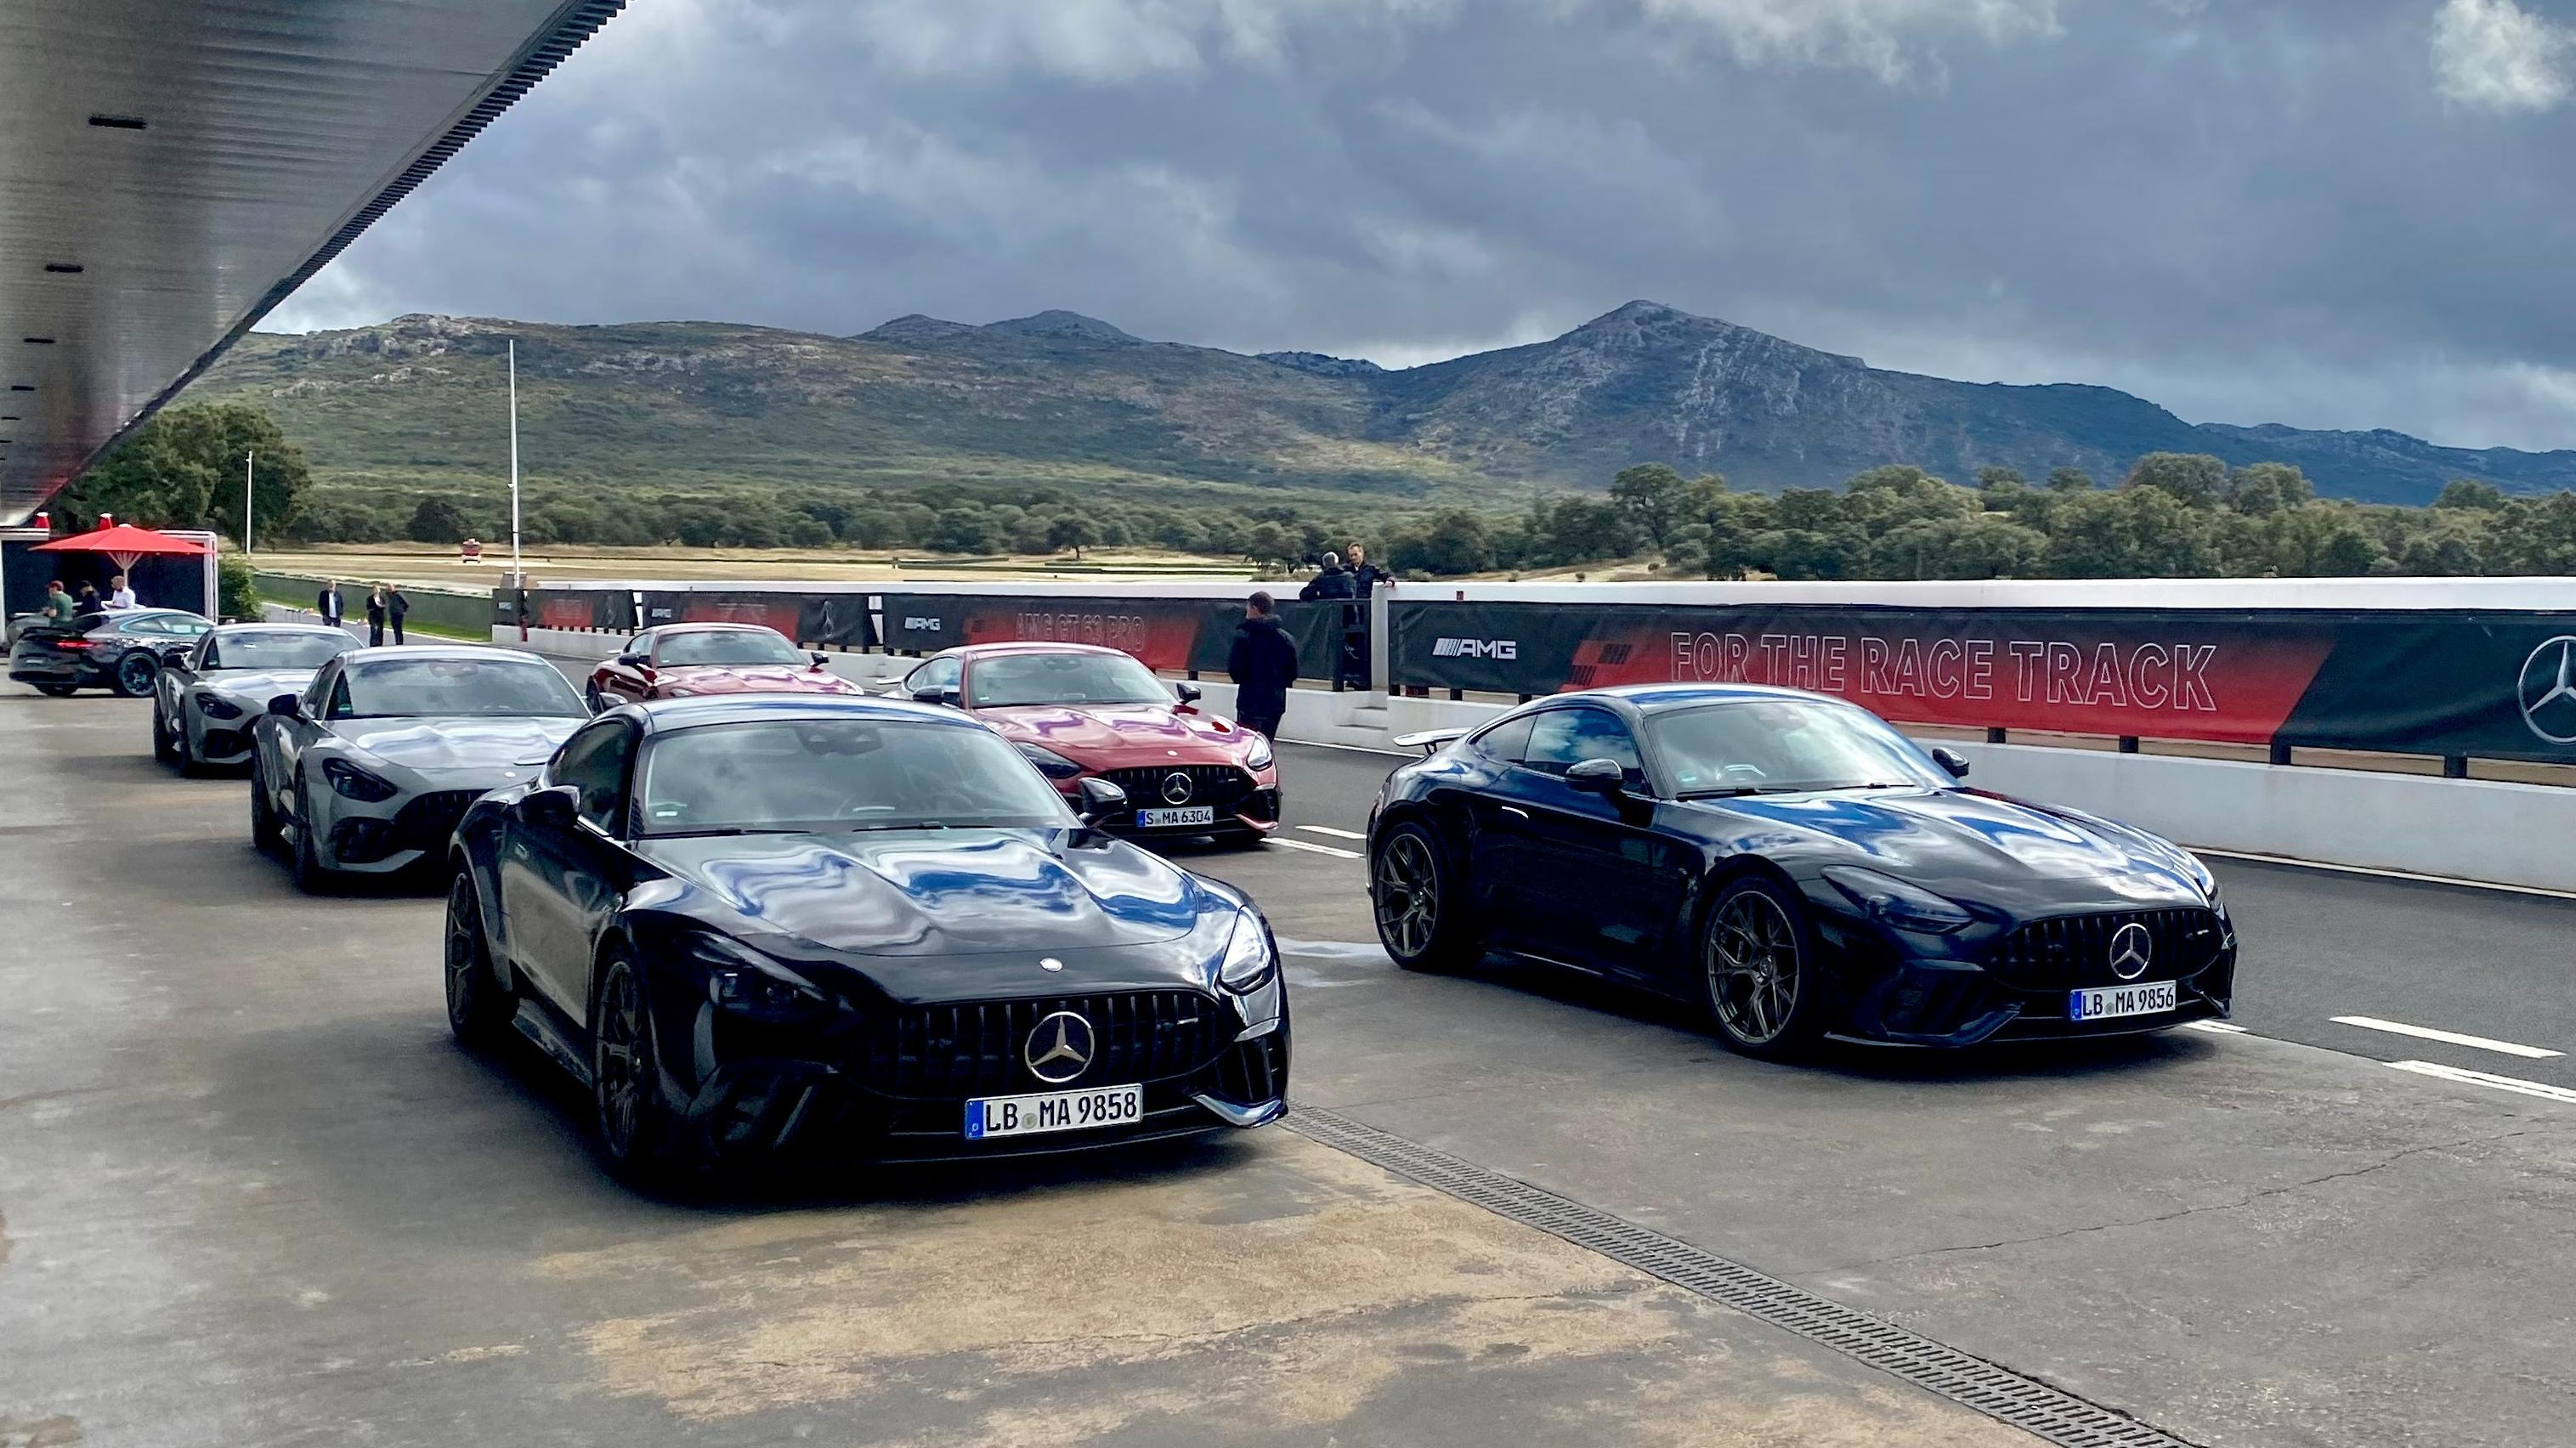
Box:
1822 866 1973 935
1217 908 1277 991
689 936 829 1021
665 687 697 698
1242 731 1274 770
322 758 399 802
1016 742 1086 779
196 693 245 720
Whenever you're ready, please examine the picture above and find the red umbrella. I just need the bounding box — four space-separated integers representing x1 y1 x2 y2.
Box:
33 521 212 572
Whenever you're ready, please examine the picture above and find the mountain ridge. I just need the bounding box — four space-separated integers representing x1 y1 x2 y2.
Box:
190 303 2576 506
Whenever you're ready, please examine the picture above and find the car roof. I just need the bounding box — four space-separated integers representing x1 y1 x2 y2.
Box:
340 644 552 664
212 622 346 636
1541 682 1851 715
625 693 980 733
939 642 1130 661
645 622 781 636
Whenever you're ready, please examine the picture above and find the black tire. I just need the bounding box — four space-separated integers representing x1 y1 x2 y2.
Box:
1699 876 1827 1061
1370 818 1479 972
592 953 685 1187
34 682 76 698
249 757 285 855
112 653 157 698
290 777 336 893
444 869 512 1047
152 704 180 765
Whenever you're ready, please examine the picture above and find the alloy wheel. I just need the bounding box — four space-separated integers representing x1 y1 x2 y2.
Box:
594 963 648 1158
1707 890 1802 1045
1374 832 1441 959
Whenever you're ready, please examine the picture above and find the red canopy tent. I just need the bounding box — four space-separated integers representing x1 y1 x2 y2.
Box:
32 521 212 572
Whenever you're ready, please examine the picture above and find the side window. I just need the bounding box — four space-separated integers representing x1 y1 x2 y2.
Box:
303 665 337 716
122 615 171 636
1472 715 1534 764
551 722 636 831
622 631 652 661
1520 708 1644 783
324 673 355 721
908 655 960 695
192 635 219 671
169 618 211 637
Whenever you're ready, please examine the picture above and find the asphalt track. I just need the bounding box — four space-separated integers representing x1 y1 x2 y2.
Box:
8 689 2576 1446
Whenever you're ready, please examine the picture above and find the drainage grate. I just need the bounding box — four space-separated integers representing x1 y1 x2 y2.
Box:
1288 1103 2199 1448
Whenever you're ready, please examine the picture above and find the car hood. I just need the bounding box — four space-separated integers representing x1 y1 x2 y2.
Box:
975 702 1247 763
635 827 1213 959
1696 786 2209 911
201 669 320 700
330 716 584 772
656 664 853 694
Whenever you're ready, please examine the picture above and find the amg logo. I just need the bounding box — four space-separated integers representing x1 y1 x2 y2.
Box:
1432 637 1518 659
903 617 943 632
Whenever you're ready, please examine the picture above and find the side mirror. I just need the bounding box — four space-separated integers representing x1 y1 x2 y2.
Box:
267 693 301 718
1930 746 1971 780
517 783 578 830
1076 776 1129 823
912 687 960 707
614 652 645 668
1175 681 1203 704
810 652 831 670
1565 757 1628 795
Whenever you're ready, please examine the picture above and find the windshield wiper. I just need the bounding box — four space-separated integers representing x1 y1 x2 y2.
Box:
650 825 801 838
1677 785 1803 799
843 821 951 832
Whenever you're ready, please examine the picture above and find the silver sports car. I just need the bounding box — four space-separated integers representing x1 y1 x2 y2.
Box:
250 646 588 891
153 624 357 772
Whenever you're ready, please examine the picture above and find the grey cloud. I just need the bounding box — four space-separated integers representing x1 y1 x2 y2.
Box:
268 0 2576 452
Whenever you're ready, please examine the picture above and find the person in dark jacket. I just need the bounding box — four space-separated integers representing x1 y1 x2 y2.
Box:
1227 591 1298 740
317 580 345 628
1345 541 1390 596
364 585 388 647
1298 552 1354 602
386 585 410 645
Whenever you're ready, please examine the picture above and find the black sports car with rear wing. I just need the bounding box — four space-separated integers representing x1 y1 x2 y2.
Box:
443 694 1288 1185
1368 683 2235 1057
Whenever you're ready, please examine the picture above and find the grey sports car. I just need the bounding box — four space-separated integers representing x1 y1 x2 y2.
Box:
153 624 357 772
250 646 588 891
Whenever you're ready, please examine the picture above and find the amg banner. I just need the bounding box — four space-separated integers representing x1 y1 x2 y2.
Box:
1390 600 2576 762
880 593 1346 681
638 591 877 649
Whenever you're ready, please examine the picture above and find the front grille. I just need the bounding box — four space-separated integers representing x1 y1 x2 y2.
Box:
391 789 485 851
1101 765 1254 815
847 991 1234 1100
1985 908 2224 991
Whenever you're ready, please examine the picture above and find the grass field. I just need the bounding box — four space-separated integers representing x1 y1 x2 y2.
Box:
250 542 1267 593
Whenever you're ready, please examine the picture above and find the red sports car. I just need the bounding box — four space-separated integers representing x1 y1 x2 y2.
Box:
587 624 863 710
892 642 1280 843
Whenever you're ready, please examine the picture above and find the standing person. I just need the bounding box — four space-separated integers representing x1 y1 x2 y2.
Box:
73 582 103 614
1346 541 1390 595
364 585 388 647
1297 551 1353 602
42 580 76 625
386 584 410 645
1228 591 1298 742
316 580 345 630
105 574 137 609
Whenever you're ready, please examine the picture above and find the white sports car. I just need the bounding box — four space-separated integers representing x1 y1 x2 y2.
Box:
153 624 357 772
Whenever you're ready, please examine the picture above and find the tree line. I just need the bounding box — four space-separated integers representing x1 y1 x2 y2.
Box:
52 402 2576 580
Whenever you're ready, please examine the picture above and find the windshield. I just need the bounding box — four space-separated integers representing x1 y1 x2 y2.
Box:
209 631 352 671
1650 699 1950 796
337 658 586 719
636 718 1073 834
654 629 804 667
968 652 1170 709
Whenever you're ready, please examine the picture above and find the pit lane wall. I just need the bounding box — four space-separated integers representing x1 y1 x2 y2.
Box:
497 576 2576 894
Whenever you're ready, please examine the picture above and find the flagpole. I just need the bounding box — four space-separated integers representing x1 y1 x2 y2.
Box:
243 449 254 557
507 339 522 582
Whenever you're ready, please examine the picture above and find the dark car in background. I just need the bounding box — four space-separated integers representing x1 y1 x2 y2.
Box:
153 624 359 772
8 608 213 697
1367 683 2235 1058
443 694 1289 1185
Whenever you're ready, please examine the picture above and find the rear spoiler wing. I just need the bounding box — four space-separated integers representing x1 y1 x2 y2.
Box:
1390 727 1470 756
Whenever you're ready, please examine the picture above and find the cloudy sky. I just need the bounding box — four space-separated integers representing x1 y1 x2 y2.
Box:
273 0 2576 451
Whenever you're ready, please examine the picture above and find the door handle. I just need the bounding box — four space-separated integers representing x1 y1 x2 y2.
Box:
1500 806 1531 820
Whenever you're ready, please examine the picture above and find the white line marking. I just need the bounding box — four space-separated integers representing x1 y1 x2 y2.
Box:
2192 847 2576 902
2330 1015 2562 1059
2183 1021 2249 1034
1296 824 1368 840
2388 1060 2576 1105
1265 836 1363 860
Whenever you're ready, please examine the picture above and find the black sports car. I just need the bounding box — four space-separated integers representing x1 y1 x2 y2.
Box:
8 608 212 697
444 694 1288 1183
1367 684 2235 1056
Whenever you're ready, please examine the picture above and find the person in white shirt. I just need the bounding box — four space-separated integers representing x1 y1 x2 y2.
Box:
106 574 138 609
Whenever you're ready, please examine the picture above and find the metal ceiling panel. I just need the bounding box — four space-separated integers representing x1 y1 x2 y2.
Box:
0 0 624 523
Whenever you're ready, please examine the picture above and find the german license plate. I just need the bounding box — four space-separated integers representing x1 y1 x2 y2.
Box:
1135 806 1216 829
965 1083 1143 1140
2069 980 2177 1022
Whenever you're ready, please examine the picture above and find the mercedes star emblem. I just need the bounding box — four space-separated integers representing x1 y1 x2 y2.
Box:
1160 771 1195 805
2108 921 2154 981
2519 636 2576 745
1039 957 1064 972
1025 1011 1095 1084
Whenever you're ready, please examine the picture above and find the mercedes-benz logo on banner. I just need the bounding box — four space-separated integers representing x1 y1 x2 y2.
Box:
1025 1011 1095 1084
2108 922 2154 981
2520 636 2576 745
1160 771 1195 805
